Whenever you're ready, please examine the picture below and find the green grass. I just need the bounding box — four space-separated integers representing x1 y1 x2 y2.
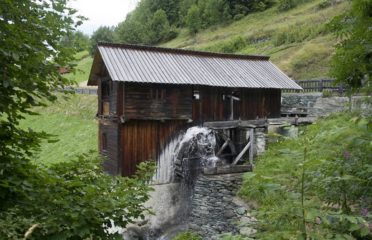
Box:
20 94 97 165
238 112 372 238
64 50 93 84
161 0 350 80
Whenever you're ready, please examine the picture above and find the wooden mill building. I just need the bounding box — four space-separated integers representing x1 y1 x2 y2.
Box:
88 43 301 176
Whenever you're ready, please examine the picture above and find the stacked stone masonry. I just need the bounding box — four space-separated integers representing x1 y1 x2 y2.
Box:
188 173 257 239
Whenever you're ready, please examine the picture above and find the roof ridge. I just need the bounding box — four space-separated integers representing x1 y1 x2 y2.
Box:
97 42 270 61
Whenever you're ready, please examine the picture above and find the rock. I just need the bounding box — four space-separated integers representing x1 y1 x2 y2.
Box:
224 210 236 218
235 207 247 215
240 227 257 237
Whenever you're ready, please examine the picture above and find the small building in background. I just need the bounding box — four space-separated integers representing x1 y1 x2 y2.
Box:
87 43 301 177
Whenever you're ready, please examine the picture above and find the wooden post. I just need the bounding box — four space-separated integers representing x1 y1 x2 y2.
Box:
232 141 251 165
249 128 254 166
217 138 231 156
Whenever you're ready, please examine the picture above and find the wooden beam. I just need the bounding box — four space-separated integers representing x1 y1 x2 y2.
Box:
249 128 254 166
232 141 251 165
216 138 231 156
203 120 240 129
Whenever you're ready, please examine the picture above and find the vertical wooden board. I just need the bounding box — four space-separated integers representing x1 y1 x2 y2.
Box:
120 120 188 176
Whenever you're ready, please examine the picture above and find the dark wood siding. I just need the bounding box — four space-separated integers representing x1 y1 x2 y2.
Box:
123 83 192 120
193 87 281 121
239 88 281 119
99 121 120 175
120 120 187 176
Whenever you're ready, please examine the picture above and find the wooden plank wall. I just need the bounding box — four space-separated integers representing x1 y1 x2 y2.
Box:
123 83 192 120
195 87 281 121
99 121 120 175
239 88 281 119
120 120 188 176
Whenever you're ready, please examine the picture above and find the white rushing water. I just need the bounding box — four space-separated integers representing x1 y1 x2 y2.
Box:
152 126 219 184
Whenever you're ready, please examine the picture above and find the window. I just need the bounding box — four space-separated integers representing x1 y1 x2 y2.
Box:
150 89 166 100
101 133 107 151
102 101 110 115
101 80 110 97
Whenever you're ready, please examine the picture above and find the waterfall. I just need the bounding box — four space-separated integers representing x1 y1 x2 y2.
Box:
152 126 220 184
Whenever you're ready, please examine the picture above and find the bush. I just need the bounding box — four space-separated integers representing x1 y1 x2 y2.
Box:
278 0 297 11
205 36 247 53
0 154 155 239
239 113 372 239
233 13 245 21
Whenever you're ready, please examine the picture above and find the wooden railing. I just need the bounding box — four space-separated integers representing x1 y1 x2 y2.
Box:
285 79 345 93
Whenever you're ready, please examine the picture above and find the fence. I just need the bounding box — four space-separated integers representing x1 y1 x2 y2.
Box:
71 87 97 95
285 79 345 93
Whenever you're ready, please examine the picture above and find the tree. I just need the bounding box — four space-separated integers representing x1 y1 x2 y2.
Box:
0 0 83 208
203 0 225 26
149 9 171 43
61 31 90 52
328 0 371 95
0 1 154 238
186 4 202 34
89 26 116 55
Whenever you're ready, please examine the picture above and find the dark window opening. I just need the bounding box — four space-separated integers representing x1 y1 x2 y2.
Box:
150 89 166 100
102 133 107 151
102 80 110 98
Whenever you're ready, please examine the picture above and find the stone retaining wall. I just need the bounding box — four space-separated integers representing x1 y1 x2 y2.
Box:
282 93 370 117
188 173 257 239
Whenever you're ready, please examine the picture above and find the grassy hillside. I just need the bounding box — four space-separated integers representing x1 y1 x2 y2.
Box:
161 0 350 80
65 50 93 84
20 94 97 165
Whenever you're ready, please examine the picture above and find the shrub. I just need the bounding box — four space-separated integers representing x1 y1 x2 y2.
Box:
233 13 245 21
278 0 298 11
239 113 372 239
205 36 247 53
0 154 155 239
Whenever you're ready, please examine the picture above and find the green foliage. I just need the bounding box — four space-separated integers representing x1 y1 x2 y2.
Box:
89 26 116 55
0 154 155 239
219 233 253 239
277 0 310 11
186 4 203 34
173 231 202 240
149 9 172 43
61 31 90 52
0 0 82 210
0 2 155 239
114 0 273 44
162 0 350 80
328 0 372 93
205 36 247 53
239 113 372 239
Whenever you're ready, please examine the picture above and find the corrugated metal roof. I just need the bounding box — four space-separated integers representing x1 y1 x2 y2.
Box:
88 43 302 90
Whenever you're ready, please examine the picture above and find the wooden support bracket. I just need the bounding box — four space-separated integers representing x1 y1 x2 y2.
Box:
217 138 231 156
232 128 255 166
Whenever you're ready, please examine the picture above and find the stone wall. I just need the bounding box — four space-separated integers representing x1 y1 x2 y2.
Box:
188 173 257 239
282 93 370 117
